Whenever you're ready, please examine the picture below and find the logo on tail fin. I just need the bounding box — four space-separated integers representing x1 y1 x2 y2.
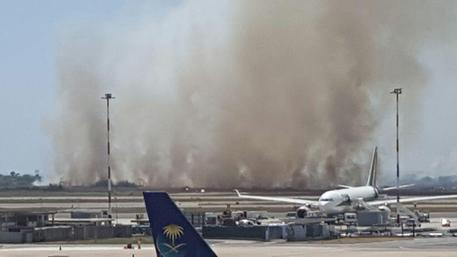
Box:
157 224 187 257
164 224 184 243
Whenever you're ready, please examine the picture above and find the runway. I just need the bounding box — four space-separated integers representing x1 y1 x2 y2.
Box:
3 238 457 257
3 192 457 218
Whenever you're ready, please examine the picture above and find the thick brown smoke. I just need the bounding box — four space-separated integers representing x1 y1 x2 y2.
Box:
52 0 456 188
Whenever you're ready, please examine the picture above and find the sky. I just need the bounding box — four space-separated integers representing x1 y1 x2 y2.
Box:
0 0 179 179
0 1 456 184
380 46 457 180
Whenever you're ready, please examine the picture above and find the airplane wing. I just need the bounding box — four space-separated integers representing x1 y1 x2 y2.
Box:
381 184 415 191
368 194 457 206
235 190 318 206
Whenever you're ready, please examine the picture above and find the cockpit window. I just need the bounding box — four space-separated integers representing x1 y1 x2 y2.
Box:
319 198 334 202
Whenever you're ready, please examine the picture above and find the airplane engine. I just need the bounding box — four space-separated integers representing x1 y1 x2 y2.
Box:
352 200 369 210
296 206 311 218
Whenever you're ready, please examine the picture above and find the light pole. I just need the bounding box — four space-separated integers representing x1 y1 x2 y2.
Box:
102 93 115 216
391 88 402 225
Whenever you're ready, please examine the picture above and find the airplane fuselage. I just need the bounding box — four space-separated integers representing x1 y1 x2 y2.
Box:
317 186 378 215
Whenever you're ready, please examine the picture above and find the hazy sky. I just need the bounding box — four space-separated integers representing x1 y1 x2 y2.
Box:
0 1 456 183
0 0 179 178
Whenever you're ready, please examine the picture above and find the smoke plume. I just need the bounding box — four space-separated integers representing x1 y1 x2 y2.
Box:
52 0 456 188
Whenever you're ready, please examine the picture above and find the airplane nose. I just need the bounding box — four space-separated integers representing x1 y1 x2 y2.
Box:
318 202 329 213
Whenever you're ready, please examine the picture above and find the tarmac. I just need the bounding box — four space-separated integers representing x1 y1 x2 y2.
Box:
2 191 457 256
3 238 457 257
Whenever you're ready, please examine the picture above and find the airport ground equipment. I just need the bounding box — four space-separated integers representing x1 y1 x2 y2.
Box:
344 212 357 225
394 203 423 229
357 210 390 226
415 211 430 223
287 223 336 241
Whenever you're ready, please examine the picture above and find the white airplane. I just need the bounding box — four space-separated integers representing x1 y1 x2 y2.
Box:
236 147 457 217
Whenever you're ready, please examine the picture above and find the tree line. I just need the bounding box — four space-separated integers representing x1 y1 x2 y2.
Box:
0 170 41 188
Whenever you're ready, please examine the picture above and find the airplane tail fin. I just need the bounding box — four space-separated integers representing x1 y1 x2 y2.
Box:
143 192 217 257
366 146 378 187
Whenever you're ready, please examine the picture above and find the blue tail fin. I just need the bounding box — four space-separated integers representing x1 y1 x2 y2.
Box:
143 192 217 257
